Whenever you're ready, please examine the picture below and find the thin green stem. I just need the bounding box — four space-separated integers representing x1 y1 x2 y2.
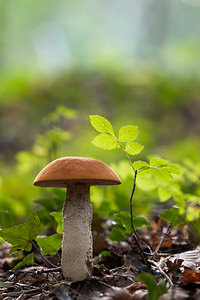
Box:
117 141 136 172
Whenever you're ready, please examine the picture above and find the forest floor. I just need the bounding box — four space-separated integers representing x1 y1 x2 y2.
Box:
0 217 200 300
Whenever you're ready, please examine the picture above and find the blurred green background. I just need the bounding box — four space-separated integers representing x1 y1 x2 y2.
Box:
0 0 200 229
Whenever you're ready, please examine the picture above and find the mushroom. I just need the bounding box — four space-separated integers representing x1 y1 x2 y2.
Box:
33 157 121 282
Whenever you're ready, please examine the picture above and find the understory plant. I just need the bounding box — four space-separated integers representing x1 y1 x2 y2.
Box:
0 113 199 290
89 115 183 265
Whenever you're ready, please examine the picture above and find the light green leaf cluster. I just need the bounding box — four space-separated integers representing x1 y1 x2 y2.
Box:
36 233 62 255
43 106 77 124
90 115 144 156
0 213 43 255
135 157 182 203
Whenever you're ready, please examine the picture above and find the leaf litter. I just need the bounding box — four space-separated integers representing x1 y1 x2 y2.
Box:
0 216 200 299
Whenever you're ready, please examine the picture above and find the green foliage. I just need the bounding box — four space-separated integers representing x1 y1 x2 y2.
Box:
133 161 150 172
90 115 143 155
125 142 144 155
92 134 118 150
109 227 128 242
160 206 183 227
44 106 77 124
100 250 111 257
118 125 138 142
109 211 151 241
0 213 43 255
90 115 115 135
136 273 168 300
158 187 172 202
36 233 62 255
50 212 63 233
150 157 182 175
14 253 34 270
113 211 151 234
90 115 186 242
90 114 200 240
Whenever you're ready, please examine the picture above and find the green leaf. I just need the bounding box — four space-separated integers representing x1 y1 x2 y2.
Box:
158 187 172 202
118 126 138 142
46 127 71 144
137 273 159 300
0 213 43 255
162 165 182 175
136 273 167 300
133 160 149 172
50 212 63 233
101 250 111 257
125 142 144 155
150 158 182 175
36 233 62 255
145 168 173 184
136 173 157 191
133 216 152 229
89 115 115 135
150 157 169 168
109 227 127 242
14 253 34 270
56 106 77 119
113 212 151 234
113 212 131 233
92 134 118 150
160 206 183 227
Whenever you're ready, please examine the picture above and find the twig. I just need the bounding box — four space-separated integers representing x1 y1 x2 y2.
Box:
148 259 173 287
2 287 43 297
35 266 61 274
130 173 152 255
31 240 58 269
129 171 151 269
152 223 172 260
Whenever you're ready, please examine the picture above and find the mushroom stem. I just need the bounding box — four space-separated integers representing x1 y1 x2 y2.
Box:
61 183 93 281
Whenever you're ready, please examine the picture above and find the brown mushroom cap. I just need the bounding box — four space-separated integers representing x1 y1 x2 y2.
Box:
33 157 121 187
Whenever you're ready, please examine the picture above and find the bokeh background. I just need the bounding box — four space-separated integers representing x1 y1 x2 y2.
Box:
0 0 200 228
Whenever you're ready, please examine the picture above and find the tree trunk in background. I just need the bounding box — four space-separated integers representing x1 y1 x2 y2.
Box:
0 2 6 69
136 0 171 61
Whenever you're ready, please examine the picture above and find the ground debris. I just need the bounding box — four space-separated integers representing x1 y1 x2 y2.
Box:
0 220 200 299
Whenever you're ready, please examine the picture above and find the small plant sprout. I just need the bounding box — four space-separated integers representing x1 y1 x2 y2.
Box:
90 115 182 266
34 156 121 282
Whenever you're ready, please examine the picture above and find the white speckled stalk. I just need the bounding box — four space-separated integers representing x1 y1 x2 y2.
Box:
61 184 92 281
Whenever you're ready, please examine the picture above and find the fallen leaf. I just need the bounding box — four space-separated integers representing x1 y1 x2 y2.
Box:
180 267 200 282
